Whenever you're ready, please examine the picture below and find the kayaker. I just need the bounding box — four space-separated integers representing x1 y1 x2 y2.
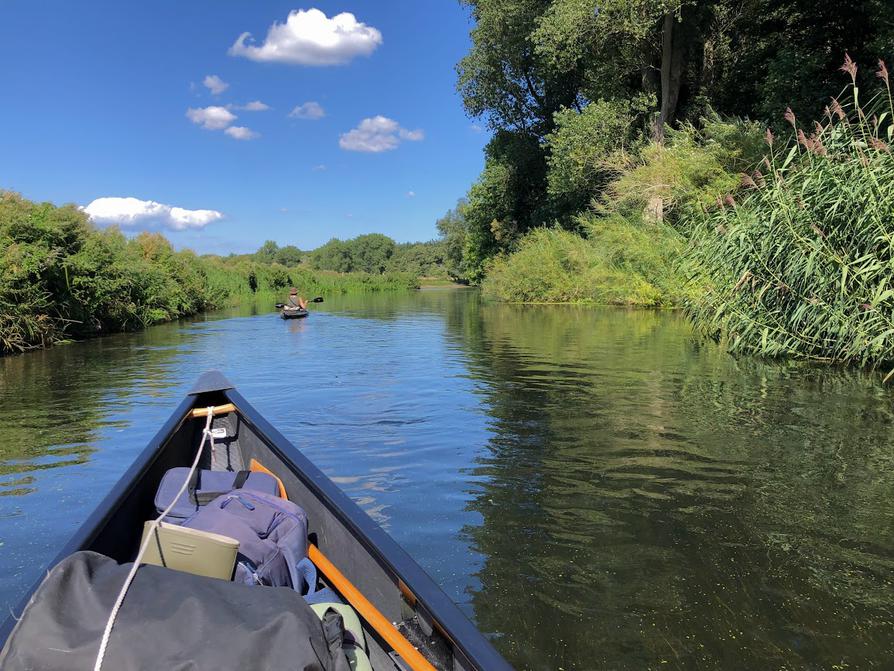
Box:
287 288 307 310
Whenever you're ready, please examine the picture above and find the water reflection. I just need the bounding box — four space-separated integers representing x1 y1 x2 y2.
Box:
452 302 894 669
0 290 891 670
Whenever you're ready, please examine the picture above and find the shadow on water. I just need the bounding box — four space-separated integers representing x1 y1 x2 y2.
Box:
450 299 894 669
0 289 892 670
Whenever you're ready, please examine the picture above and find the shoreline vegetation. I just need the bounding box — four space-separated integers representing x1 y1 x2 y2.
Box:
439 1 894 369
0 192 422 356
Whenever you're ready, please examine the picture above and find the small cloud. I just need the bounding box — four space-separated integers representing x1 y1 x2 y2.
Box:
203 74 229 95
406 191 416 198
225 126 260 140
241 100 270 111
229 8 382 66
470 123 483 133
279 207 289 213
83 197 223 231
289 102 325 120
187 106 237 130
312 164 327 172
339 116 424 153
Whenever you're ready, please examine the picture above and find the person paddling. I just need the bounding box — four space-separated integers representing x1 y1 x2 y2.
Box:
287 288 307 310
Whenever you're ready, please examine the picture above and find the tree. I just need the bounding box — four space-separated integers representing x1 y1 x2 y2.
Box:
274 245 303 267
545 98 646 212
311 238 353 273
436 201 470 281
255 240 279 264
349 234 396 274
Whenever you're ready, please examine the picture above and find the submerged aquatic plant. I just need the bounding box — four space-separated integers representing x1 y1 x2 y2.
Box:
685 57 894 371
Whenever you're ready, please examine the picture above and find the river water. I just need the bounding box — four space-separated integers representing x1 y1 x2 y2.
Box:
0 289 892 669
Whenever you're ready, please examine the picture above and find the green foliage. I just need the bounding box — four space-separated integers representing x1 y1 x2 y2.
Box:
311 233 396 274
605 116 766 225
436 201 469 281
310 238 353 273
706 1 894 122
274 245 303 267
684 76 894 367
483 215 695 306
546 98 649 211
348 233 396 274
386 240 448 278
255 240 279 264
461 131 553 282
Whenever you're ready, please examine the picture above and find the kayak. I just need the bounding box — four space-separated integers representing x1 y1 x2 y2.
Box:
0 371 512 671
281 307 309 319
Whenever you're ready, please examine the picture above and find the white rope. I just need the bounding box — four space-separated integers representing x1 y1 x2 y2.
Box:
93 408 217 671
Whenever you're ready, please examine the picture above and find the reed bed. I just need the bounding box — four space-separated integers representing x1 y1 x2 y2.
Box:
684 57 894 370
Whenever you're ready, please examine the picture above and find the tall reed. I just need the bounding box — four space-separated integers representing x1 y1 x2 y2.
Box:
685 57 894 371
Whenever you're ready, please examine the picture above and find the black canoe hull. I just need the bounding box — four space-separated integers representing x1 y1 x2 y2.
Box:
281 308 308 319
0 372 511 671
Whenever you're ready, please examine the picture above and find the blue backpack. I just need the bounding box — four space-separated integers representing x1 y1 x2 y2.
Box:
182 489 309 589
154 467 280 523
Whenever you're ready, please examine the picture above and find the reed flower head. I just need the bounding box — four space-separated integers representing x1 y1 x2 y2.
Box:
765 128 774 146
740 173 757 189
830 98 845 120
869 137 891 153
840 53 857 82
784 107 796 127
878 60 889 85
753 170 765 188
724 194 736 208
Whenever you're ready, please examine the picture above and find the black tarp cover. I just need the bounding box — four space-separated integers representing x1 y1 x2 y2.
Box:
0 551 350 671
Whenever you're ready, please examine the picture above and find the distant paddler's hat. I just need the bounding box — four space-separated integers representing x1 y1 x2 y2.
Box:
289 287 298 295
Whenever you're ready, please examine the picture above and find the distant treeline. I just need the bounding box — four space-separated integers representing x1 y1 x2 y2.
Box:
0 192 416 355
230 233 453 279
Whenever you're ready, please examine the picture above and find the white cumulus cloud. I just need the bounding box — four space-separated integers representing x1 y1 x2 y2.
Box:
186 106 237 130
289 101 325 120
229 8 382 66
203 74 229 95
406 191 416 198
339 116 424 153
225 126 260 140
241 100 270 111
83 197 224 231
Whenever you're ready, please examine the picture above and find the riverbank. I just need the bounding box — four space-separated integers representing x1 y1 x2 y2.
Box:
0 192 417 356
471 76 894 369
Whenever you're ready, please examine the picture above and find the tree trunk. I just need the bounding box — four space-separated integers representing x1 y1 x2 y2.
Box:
654 12 686 143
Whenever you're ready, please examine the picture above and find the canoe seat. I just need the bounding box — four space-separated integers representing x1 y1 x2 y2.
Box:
310 602 373 671
139 521 239 581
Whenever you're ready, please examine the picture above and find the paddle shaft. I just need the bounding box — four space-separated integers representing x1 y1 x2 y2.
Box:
308 544 437 671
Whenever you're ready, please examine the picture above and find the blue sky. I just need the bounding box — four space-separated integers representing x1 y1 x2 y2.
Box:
0 1 486 254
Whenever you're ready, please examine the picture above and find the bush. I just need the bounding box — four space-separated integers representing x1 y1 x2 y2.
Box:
545 98 647 213
684 65 894 367
604 116 766 228
482 215 694 307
